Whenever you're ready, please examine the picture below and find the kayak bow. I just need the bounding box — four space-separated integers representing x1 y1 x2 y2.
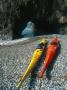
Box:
39 37 60 78
16 38 47 88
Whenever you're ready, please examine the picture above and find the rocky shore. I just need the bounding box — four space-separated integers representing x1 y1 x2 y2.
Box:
0 35 67 90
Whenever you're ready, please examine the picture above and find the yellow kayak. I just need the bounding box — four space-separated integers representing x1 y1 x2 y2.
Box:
16 38 47 88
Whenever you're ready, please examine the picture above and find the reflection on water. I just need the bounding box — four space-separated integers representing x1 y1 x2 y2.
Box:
13 19 67 39
21 21 35 37
20 20 59 38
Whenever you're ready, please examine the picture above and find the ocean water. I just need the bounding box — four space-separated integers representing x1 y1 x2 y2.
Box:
19 20 67 39
21 21 35 37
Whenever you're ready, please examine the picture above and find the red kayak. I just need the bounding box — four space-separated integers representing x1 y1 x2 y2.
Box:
39 37 60 78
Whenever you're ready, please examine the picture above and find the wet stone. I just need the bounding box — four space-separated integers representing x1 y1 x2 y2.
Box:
0 34 67 90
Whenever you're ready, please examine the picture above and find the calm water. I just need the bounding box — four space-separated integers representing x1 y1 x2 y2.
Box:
13 20 67 39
